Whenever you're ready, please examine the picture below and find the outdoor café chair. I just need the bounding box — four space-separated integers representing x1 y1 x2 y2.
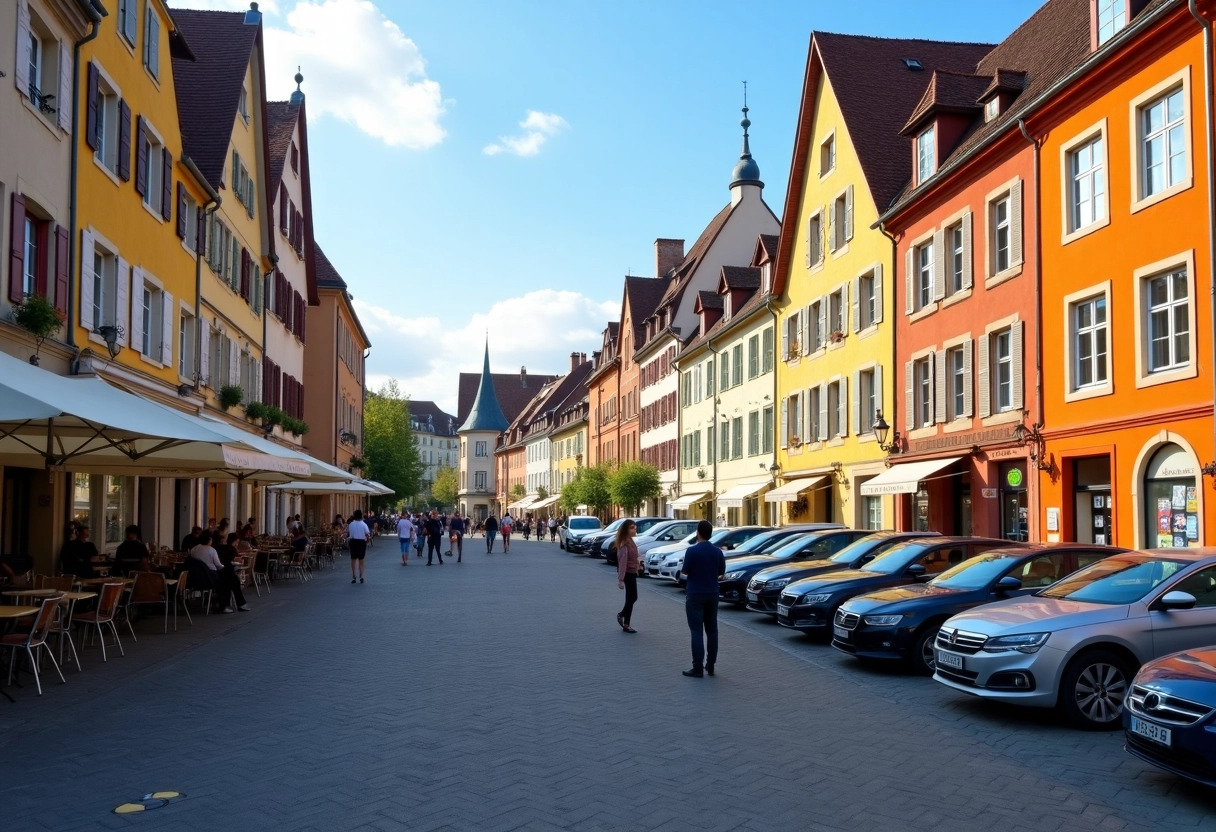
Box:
73 581 125 661
35 574 75 591
251 551 271 597
173 570 193 626
47 596 81 672
2 594 66 695
129 572 173 633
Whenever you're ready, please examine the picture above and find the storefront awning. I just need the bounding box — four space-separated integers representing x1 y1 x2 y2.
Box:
530 495 560 510
765 476 827 502
363 480 394 496
670 491 710 510
268 480 382 495
508 496 537 511
859 457 963 496
717 480 770 509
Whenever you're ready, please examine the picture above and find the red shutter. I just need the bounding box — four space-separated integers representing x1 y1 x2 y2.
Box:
54 224 69 315
86 62 99 150
161 149 173 220
134 115 147 195
298 383 304 419
117 100 131 181
175 182 186 238
9 193 26 303
274 364 282 408
279 184 288 235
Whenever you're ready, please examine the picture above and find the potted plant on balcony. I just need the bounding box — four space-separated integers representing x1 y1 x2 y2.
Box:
219 385 244 410
12 294 64 365
830 330 844 343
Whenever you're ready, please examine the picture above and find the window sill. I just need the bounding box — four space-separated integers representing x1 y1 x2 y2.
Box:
143 64 162 91
940 288 973 309
908 426 937 441
808 259 825 275
20 95 64 139
827 339 848 352
943 417 974 434
92 153 123 187
831 242 850 259
981 410 1023 427
1131 179 1193 215
856 432 876 444
138 353 164 370
181 239 198 258
908 305 937 324
1061 214 1110 246
141 200 166 224
826 437 845 448
855 324 879 340
1135 363 1198 389
1063 382 1113 403
985 264 1023 290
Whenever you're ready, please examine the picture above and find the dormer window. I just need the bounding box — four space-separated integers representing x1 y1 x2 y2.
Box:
724 293 732 320
916 124 936 184
762 263 772 294
984 97 999 122
1095 0 1128 46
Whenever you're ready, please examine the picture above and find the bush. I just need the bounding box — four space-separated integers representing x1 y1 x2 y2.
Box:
219 385 244 410
245 401 268 421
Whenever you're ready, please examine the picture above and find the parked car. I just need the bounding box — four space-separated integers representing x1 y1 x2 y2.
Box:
592 517 667 560
778 537 1020 635
652 526 772 583
1123 645 1216 787
718 529 874 604
747 531 938 616
833 544 1121 674
933 548 1216 729
558 516 604 552
631 520 701 558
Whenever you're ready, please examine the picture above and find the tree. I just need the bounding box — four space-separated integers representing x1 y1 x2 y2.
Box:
510 483 526 501
561 463 612 516
609 460 661 515
535 485 549 501
362 379 427 509
431 465 458 509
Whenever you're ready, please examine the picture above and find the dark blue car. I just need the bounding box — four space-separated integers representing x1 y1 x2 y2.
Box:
1124 646 1216 787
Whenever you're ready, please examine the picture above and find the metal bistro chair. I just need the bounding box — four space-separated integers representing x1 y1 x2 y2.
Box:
172 569 193 626
35 574 75 591
129 571 173 633
2 594 66 695
251 551 271 597
73 581 126 662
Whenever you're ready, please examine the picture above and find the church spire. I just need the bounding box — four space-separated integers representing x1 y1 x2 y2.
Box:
730 81 763 192
458 339 509 433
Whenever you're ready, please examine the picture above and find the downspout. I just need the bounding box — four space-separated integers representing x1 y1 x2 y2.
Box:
194 196 220 394
876 220 901 529
763 296 780 525
707 331 719 521
1019 117 1044 543
1189 0 1216 489
67 2 105 350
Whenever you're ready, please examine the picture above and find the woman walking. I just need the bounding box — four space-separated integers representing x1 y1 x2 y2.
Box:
484 514 499 553
500 513 514 553
615 519 640 633
347 509 371 583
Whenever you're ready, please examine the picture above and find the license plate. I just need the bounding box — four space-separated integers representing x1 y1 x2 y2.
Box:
777 605 790 616
833 625 849 640
747 592 759 601
936 650 964 670
1130 715 1172 747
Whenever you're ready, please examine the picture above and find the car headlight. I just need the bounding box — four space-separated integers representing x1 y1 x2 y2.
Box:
766 578 790 590
982 632 1050 654
799 593 831 605
862 614 903 627
722 571 745 581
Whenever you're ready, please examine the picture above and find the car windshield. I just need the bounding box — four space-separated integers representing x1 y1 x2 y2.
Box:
930 552 1024 589
860 541 930 574
1039 555 1190 605
600 519 625 534
768 533 831 559
569 518 600 530
731 530 788 553
827 536 887 565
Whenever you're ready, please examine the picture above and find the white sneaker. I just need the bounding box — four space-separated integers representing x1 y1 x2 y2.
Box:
238 605 251 611
222 607 235 614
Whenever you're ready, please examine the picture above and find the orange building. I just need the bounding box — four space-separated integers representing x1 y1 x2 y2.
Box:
586 322 620 467
1033 0 1214 548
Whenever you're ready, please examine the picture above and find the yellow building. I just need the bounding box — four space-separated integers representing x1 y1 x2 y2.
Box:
771 33 991 528
171 7 276 522
550 394 588 501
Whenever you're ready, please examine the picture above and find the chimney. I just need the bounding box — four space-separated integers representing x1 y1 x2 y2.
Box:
520 365 527 386
655 238 685 277
570 352 581 372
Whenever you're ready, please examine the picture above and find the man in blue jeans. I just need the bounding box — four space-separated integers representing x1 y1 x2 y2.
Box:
680 520 726 678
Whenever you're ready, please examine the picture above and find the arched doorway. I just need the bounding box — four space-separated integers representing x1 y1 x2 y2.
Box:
1142 443 1200 549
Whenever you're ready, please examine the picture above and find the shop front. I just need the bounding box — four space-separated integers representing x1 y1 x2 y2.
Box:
1139 443 1202 550
717 480 770 527
670 490 712 520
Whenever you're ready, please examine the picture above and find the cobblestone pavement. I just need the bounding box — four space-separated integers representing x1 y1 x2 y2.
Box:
1 536 1214 831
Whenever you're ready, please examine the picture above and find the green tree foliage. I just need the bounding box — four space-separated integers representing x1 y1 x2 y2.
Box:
535 485 549 501
510 483 526 501
431 465 459 509
362 379 426 508
609 460 661 515
561 463 612 515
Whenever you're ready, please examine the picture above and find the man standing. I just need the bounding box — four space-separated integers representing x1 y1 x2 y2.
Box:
396 512 415 566
424 510 445 565
680 520 725 678
448 511 466 563
347 510 371 584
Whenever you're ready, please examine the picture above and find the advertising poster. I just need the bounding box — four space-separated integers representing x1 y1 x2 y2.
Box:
1187 487 1198 513
1187 515 1199 541
1173 513 1188 533
1095 534 1107 545
1174 534 1187 548
1172 485 1187 510
1158 498 1172 532
1158 533 1173 547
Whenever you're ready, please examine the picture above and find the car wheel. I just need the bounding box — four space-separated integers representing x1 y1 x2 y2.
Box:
910 625 940 676
1059 649 1134 730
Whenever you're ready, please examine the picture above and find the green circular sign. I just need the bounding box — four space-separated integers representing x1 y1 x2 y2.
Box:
1006 468 1024 488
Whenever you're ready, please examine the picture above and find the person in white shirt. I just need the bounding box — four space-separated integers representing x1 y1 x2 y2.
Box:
187 530 246 613
396 513 415 566
347 509 372 584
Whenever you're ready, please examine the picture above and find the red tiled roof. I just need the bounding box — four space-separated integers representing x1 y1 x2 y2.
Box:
720 265 761 290
757 234 779 262
652 202 736 320
314 244 346 290
695 290 723 310
978 68 1029 101
901 69 990 134
624 276 670 346
681 285 768 357
265 100 299 187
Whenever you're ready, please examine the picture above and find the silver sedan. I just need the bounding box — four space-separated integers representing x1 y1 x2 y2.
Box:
933 548 1216 729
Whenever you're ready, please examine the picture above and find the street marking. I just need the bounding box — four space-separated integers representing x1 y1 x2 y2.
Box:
112 791 185 814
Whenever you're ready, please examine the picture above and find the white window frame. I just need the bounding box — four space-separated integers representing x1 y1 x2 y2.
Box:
819 131 835 178
978 314 1024 424
1063 281 1113 401
1130 69 1192 213
916 239 934 311
135 270 165 361
143 0 160 82
140 117 166 220
993 328 1014 413
93 65 122 179
1096 0 1128 45
985 176 1023 284
806 210 823 269
917 124 936 184
915 355 933 429
178 302 196 381
1133 251 1197 388
1060 119 1110 243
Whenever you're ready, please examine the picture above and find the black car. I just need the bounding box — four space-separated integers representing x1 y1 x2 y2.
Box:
746 531 939 615
1124 646 1216 788
592 517 666 560
832 544 1121 673
777 536 1025 635
718 529 871 605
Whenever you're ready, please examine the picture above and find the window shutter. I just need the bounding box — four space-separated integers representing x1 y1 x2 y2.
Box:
118 100 131 181
961 211 973 289
200 324 210 385
261 355 270 402
904 361 915 432
817 383 829 441
934 349 947 423
932 229 946 301
58 42 73 132
851 277 860 332
123 0 136 41
840 281 849 336
147 11 159 76
128 267 144 353
114 257 129 343
14 0 30 96
79 230 94 329
54 224 69 315
8 193 26 303
844 184 854 242
1011 321 1024 412
134 117 147 196
781 318 789 360
851 371 861 435
279 183 288 234
869 263 883 325
161 150 173 219
978 334 991 418
838 375 848 438
160 291 174 364
779 397 787 449
799 308 809 356
86 62 100 149
241 250 251 301
173 183 186 238
256 358 263 407
228 338 239 387
962 339 973 417
904 249 914 314
804 216 811 268
299 297 307 343
817 298 827 346
196 209 207 255
873 363 883 424
1010 181 1024 267
827 204 837 253
246 179 255 219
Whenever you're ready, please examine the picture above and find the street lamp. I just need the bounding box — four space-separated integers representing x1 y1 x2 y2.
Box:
873 410 901 455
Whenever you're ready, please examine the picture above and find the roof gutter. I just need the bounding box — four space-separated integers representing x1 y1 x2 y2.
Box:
1189 0 1216 482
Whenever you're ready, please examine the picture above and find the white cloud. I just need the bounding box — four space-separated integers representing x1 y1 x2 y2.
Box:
173 1 445 149
356 289 616 415
483 110 568 157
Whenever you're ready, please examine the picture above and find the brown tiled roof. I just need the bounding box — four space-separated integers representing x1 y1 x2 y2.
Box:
653 202 736 317
408 400 458 436
171 10 259 187
695 290 723 310
265 100 299 186
314 244 346 289
624 276 670 346
681 287 769 358
901 69 990 134
978 68 1028 101
456 370 560 428
757 234 779 262
720 265 761 290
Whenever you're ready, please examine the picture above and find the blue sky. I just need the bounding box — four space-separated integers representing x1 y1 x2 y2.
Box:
176 0 1044 414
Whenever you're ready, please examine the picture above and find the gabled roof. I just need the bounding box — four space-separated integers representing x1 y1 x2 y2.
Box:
459 343 511 433
720 265 761 291
901 69 990 134
651 202 735 320
695 290 723 311
408 400 458 437
978 68 1029 101
265 100 300 186
312 244 370 347
757 234 779 263
265 97 319 305
623 276 670 346
681 285 768 359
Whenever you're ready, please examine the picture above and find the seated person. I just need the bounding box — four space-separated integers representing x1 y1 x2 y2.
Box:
235 527 255 555
187 531 247 614
113 525 151 576
181 525 202 553
216 533 250 612
291 528 310 552
59 525 99 578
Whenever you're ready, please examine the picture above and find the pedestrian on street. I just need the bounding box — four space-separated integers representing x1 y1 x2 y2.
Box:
680 520 725 678
484 514 499 553
347 509 371 583
614 519 641 634
414 513 426 558
396 513 415 566
548 515 558 542
501 513 514 553
424 510 445 564
447 511 465 563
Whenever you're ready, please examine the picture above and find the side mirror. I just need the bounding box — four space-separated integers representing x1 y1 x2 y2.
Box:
723 543 736 550
1158 590 1197 610
906 563 927 576
995 575 1023 593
